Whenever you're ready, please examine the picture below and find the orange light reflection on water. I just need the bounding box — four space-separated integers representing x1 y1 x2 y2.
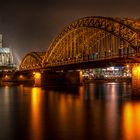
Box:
105 83 118 140
132 65 140 94
30 87 43 140
123 102 140 140
55 87 85 135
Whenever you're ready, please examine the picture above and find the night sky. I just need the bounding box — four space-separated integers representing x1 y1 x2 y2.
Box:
0 0 140 63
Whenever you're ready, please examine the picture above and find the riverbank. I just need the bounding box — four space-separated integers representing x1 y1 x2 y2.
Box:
84 77 131 83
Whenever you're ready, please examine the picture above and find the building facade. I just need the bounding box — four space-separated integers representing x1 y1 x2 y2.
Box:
0 34 14 70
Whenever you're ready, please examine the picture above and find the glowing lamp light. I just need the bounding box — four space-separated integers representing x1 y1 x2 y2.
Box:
132 66 140 75
126 64 129 68
5 75 8 79
4 75 11 81
34 72 41 79
19 75 23 78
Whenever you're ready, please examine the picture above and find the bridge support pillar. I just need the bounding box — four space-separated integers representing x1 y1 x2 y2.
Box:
132 64 140 96
65 70 83 86
41 70 83 87
41 71 65 87
79 70 83 85
34 72 42 87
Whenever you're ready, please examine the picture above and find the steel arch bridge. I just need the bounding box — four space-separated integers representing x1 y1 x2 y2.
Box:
19 52 45 70
42 16 140 67
20 16 140 71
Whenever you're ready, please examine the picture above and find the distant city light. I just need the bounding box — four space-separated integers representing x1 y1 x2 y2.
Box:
82 66 131 80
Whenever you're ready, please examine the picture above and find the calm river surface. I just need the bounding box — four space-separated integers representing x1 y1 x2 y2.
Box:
0 81 139 140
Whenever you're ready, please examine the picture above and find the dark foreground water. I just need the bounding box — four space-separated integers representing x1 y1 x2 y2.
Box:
0 81 140 140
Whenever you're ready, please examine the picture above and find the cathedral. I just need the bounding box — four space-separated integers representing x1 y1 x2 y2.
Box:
0 34 14 70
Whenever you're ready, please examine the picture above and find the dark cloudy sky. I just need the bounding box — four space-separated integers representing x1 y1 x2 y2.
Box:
0 0 140 63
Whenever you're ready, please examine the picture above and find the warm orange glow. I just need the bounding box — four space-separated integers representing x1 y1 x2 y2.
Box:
79 70 83 84
132 65 140 75
123 103 140 140
102 83 118 140
126 64 129 68
32 88 38 107
59 95 67 120
19 74 25 80
79 86 84 100
34 72 41 86
34 72 41 79
4 75 11 80
31 87 42 114
56 91 84 131
30 87 42 140
132 64 140 94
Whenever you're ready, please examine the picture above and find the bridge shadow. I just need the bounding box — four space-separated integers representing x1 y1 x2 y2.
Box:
0 79 80 95
0 80 34 87
42 85 80 94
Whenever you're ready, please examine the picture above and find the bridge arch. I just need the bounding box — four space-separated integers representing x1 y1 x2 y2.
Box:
19 52 45 70
42 16 140 67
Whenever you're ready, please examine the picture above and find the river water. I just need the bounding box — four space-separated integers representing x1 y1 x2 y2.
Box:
0 81 139 140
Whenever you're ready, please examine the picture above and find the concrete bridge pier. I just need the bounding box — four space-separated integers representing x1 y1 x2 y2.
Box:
33 72 42 86
132 64 140 96
41 70 83 87
0 71 35 85
14 71 34 85
65 70 83 86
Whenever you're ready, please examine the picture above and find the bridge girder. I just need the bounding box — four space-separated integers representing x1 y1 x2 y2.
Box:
19 52 45 71
42 16 140 67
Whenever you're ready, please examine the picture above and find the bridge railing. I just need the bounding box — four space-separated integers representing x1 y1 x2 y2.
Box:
46 52 139 67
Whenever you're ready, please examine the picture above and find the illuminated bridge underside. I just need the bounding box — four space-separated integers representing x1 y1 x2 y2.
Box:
43 16 140 68
19 52 45 70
